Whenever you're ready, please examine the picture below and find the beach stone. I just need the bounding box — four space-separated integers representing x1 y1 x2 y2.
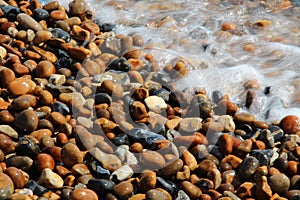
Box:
216 115 235 132
35 153 55 173
0 172 14 200
37 168 63 189
269 173 290 194
13 110 38 134
181 149 197 171
256 176 272 199
17 13 43 31
236 182 255 199
61 143 83 168
234 112 255 124
48 112 67 128
6 156 33 172
181 181 202 199
238 156 259 180
132 101 148 120
144 96 167 113
250 149 272 166
176 190 190 200
179 118 202 133
11 94 37 112
0 133 15 153
146 188 172 200
7 78 36 96
207 168 221 189
139 170 157 192
33 8 49 21
113 181 133 199
158 159 183 178
258 129 275 148
35 61 56 78
89 147 122 171
290 175 300 190
126 128 165 148
0 68 15 88
279 115 300 134
141 150 166 169
195 178 214 193
87 178 115 195
4 167 28 189
16 137 40 159
129 194 146 200
34 30 52 44
218 133 234 155
173 134 203 147
156 177 178 196
70 188 98 200
69 0 87 15
110 165 134 181
285 190 300 199
234 139 252 157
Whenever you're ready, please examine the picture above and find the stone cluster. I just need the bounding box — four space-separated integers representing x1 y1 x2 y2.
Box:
0 0 299 200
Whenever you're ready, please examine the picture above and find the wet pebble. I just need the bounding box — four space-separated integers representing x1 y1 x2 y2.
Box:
141 150 166 169
269 173 290 194
70 188 98 200
7 78 36 96
87 178 115 195
17 13 43 31
6 156 33 172
146 188 172 200
37 168 63 189
112 181 133 199
238 156 259 181
279 115 300 134
4 167 28 189
0 172 14 200
15 137 40 158
61 143 83 168
33 8 49 21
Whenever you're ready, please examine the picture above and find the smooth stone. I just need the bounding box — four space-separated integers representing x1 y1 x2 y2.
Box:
139 170 157 192
182 149 198 171
4 167 28 189
216 115 235 132
52 102 70 116
17 13 43 31
269 125 284 142
141 150 166 169
0 172 14 199
158 159 183 178
35 61 56 78
35 153 55 173
111 133 130 146
0 5 20 21
69 0 87 15
108 57 131 72
0 125 18 139
238 156 259 180
0 68 15 88
218 133 234 155
279 115 300 134
33 8 49 21
195 178 214 193
176 190 190 200
258 129 275 148
256 176 272 199
250 149 272 166
0 133 15 154
6 156 33 172
99 70 130 85
146 188 172 200
126 128 166 148
8 78 36 96
15 137 40 158
181 181 202 199
234 112 255 124
156 177 178 196
196 159 217 177
144 96 167 113
234 139 252 157
13 110 39 134
179 118 203 133
70 188 98 200
89 147 122 171
207 168 222 189
24 180 47 196
87 178 115 195
61 143 83 168
112 181 133 199
129 194 146 200
88 160 110 179
110 165 134 181
50 28 71 43
269 173 290 194
285 190 300 199
290 175 300 189
37 168 63 189
273 157 288 172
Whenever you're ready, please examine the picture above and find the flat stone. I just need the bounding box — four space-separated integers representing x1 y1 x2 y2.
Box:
0 172 14 199
145 96 167 113
256 176 272 199
234 112 255 124
0 125 18 139
37 168 63 189
89 147 122 171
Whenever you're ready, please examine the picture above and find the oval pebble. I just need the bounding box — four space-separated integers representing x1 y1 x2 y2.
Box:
17 13 43 32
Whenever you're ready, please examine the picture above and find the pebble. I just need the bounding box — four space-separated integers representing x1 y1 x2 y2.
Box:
179 118 203 133
181 181 202 199
238 156 259 181
89 147 122 171
256 176 272 199
13 110 39 134
141 150 166 169
158 159 183 178
61 143 83 168
37 168 64 189
70 188 98 200
268 173 290 194
139 170 157 192
145 96 167 113
7 78 36 96
0 68 15 88
146 188 172 200
0 172 14 200
6 156 33 172
110 165 134 181
35 153 55 173
112 181 133 199
4 167 28 189
33 8 49 21
0 125 18 139
127 128 166 148
17 13 43 31
279 115 300 134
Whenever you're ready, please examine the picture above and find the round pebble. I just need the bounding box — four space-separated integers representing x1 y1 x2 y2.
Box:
13 110 39 133
0 172 14 199
279 115 300 134
268 173 290 194
7 78 36 96
61 143 83 168
70 188 98 200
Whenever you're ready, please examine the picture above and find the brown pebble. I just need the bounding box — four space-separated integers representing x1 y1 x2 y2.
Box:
4 167 28 189
7 78 36 96
13 110 39 133
35 61 56 78
0 68 16 88
0 172 14 199
234 112 256 124
35 153 55 173
199 194 212 200
158 158 183 178
61 143 83 168
279 115 300 134
236 182 255 199
286 161 298 176
141 150 165 169
139 170 156 192
113 181 133 199
181 181 202 199
70 188 98 200
218 133 234 155
48 112 67 128
130 142 143 153
50 10 67 20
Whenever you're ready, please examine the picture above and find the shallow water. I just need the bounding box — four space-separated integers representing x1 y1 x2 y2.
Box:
57 0 300 122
